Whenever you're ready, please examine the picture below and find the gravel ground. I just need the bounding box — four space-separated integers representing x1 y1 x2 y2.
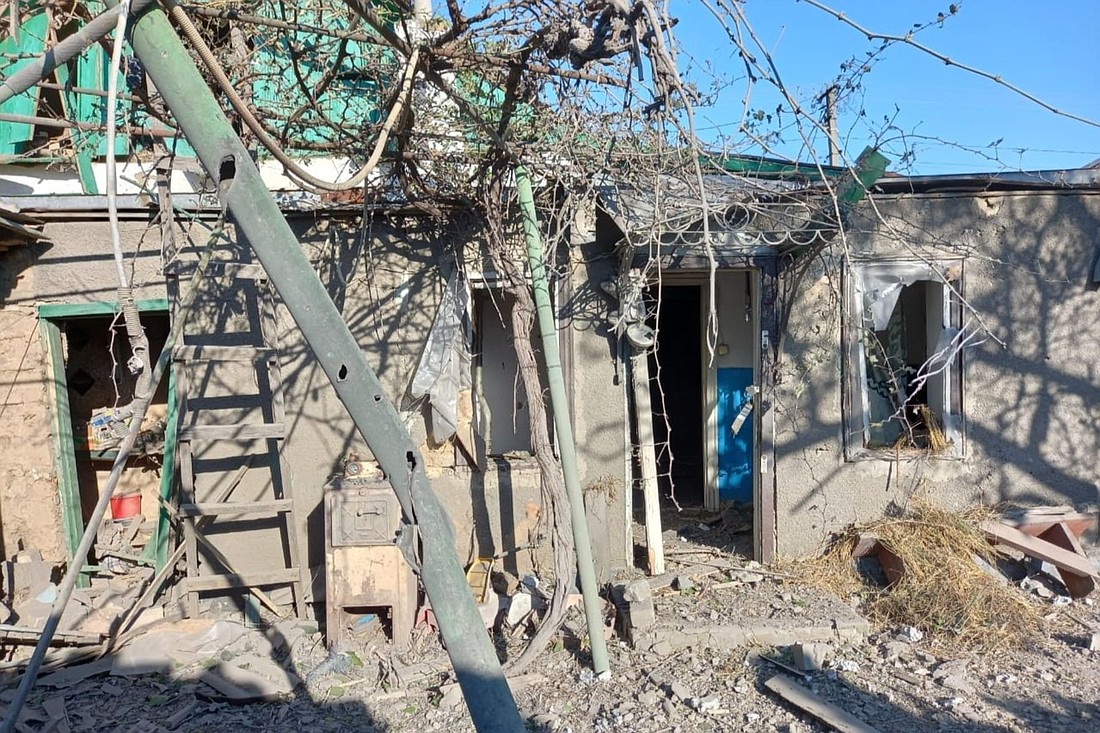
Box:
3 519 1098 733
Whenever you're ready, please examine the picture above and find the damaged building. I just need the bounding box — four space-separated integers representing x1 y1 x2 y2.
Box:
2 154 1099 637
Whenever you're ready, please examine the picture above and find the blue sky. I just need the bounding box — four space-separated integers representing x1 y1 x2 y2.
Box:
670 1 1100 174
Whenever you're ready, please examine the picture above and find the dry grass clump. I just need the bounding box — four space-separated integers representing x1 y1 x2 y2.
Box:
794 501 1040 652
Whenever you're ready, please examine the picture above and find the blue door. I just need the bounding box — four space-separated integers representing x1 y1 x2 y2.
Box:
716 367 754 502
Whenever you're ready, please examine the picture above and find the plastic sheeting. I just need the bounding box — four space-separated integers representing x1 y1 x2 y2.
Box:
411 269 471 440
853 261 943 331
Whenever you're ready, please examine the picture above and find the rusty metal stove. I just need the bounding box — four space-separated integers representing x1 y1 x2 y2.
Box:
324 456 417 649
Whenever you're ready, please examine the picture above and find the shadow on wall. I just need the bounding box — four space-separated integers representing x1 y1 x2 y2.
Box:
0 240 48 304
774 191 1100 538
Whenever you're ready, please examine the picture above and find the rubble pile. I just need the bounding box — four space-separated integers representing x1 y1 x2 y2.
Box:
0 502 1097 732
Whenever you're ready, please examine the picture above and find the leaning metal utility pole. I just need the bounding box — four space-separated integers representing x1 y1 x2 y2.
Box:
0 4 525 732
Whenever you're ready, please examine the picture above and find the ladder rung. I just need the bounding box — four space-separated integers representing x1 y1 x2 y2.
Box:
178 423 285 442
175 345 277 362
180 500 294 517
164 261 267 280
184 568 301 591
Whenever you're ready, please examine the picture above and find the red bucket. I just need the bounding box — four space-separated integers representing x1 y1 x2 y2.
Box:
110 493 142 521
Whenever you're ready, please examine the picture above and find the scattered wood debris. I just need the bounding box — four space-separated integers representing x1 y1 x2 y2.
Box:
979 519 1097 599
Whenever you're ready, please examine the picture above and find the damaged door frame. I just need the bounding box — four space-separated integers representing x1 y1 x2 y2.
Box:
629 250 778 564
37 298 177 580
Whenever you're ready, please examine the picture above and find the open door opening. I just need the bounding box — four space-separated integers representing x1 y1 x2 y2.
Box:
648 285 705 507
631 272 760 573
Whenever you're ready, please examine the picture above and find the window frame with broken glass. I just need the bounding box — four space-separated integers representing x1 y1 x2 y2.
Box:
842 259 966 460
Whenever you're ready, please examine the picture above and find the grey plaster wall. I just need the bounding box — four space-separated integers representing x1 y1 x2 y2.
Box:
774 190 1100 557
18 212 582 600
567 219 630 578
35 219 168 305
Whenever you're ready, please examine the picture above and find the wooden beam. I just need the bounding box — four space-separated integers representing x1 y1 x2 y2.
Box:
1038 522 1097 598
40 319 84 577
177 422 286 442
37 299 170 319
631 352 664 576
765 675 883 733
980 520 1098 580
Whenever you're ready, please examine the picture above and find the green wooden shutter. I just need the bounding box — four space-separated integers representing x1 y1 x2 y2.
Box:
0 12 49 156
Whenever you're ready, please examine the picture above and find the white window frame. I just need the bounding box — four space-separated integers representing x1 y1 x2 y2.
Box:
843 259 965 460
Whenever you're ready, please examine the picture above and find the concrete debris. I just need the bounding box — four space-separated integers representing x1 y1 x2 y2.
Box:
939 674 977 695
668 680 691 701
690 694 721 713
631 612 870 653
1089 632 1100 652
198 659 296 702
505 591 533 626
38 658 115 688
1021 577 1056 599
881 641 911 660
831 659 861 673
42 694 71 733
615 579 657 634
3 551 54 606
897 625 924 643
111 619 248 677
791 642 830 672
728 569 765 584
764 674 883 733
672 575 694 592
438 673 546 711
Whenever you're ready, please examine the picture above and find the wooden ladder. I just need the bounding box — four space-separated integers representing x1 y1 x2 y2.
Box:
164 214 308 620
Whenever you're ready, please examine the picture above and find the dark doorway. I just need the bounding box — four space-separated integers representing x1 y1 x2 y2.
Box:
648 285 704 506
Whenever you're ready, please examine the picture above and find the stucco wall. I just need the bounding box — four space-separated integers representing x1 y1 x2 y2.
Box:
774 190 1100 557
568 214 629 579
0 203 630 590
0 243 66 562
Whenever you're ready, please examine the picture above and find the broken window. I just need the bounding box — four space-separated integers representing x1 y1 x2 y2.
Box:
844 261 964 458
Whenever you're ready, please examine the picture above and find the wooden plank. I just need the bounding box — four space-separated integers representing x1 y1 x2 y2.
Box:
1012 513 1096 541
174 345 275 362
756 260 778 564
703 279 719 511
184 568 300 592
51 43 99 196
180 442 199 618
179 499 293 516
764 675 883 733
980 520 1098 579
162 261 267 281
647 564 721 591
1038 522 1097 599
153 362 178 570
36 299 170 319
0 625 103 646
631 352 664 576
177 422 286 442
262 284 308 617
40 319 84 575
